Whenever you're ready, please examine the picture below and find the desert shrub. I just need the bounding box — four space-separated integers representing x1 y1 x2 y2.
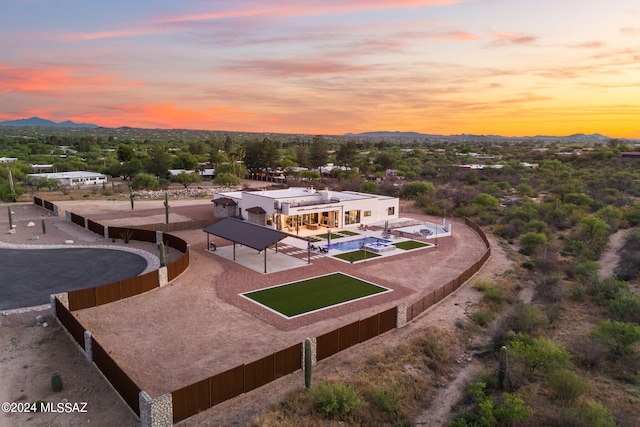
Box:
310 382 363 419
371 382 403 413
564 400 616 427
573 260 601 287
473 279 506 305
545 303 564 324
470 310 492 327
567 336 606 369
519 232 548 255
569 284 587 302
609 292 640 323
506 304 549 335
534 273 565 303
510 335 570 373
451 382 532 427
590 277 629 306
589 320 640 356
546 369 589 402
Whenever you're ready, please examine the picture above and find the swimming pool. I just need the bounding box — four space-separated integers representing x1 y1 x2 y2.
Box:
328 237 392 251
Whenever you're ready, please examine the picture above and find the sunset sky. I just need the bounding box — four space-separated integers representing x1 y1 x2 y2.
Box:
1 0 639 137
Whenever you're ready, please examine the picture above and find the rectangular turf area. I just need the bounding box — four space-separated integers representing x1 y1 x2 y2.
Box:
242 273 390 318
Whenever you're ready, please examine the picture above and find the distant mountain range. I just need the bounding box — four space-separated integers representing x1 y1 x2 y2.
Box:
346 131 616 143
0 117 98 128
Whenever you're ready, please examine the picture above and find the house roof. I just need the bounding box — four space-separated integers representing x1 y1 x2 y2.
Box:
212 197 237 206
246 206 266 214
203 218 287 251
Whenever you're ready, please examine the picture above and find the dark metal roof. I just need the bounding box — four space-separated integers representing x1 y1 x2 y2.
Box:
203 218 287 251
246 206 266 214
212 197 237 206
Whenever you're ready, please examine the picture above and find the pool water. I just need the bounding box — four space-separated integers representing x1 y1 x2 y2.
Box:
328 237 392 251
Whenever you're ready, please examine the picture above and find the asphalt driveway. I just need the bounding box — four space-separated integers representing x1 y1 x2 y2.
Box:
0 247 148 310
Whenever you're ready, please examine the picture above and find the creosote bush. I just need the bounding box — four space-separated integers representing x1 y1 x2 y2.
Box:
546 368 589 402
310 382 363 419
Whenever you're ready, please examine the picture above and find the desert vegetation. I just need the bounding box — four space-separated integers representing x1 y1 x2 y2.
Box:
1 126 639 425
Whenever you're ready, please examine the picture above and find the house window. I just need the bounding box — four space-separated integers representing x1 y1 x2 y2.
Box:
344 210 360 225
387 207 395 215
363 211 372 217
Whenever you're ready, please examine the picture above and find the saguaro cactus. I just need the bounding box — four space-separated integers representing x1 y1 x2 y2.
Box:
159 242 166 267
164 192 169 224
304 338 313 389
130 192 134 210
498 345 510 389
41 218 46 234
8 206 12 230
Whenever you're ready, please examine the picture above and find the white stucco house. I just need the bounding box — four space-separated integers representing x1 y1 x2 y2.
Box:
26 171 108 186
213 187 399 231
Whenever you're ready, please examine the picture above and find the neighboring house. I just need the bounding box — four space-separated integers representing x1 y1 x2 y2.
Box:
31 164 54 173
213 187 399 230
0 157 17 163
26 171 108 186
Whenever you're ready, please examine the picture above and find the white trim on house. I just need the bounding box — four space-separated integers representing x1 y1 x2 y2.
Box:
214 187 399 231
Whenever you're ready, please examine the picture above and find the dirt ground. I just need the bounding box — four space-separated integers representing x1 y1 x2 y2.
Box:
1 199 513 427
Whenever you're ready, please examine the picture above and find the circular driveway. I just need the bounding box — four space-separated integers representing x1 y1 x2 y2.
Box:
0 247 148 310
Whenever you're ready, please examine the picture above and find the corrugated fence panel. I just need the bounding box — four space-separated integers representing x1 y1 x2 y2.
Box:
43 200 54 212
70 212 85 227
434 287 445 303
33 196 43 206
316 329 340 361
274 344 302 378
140 270 160 292
55 298 85 349
87 219 104 236
68 288 96 311
244 354 275 392
379 307 396 333
338 321 360 351
92 337 140 416
94 281 122 306
210 365 244 406
119 276 143 299
171 378 211 423
167 251 189 281
359 314 380 343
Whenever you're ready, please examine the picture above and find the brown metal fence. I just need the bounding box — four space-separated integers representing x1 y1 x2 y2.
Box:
131 218 218 232
70 212 85 227
43 200 55 212
87 219 104 236
68 270 160 311
407 217 491 322
92 336 141 416
54 297 85 349
167 251 190 281
33 196 43 207
172 344 301 423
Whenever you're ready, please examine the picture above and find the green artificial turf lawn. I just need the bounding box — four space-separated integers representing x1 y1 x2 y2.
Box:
333 250 381 262
393 240 432 250
243 273 388 317
316 232 344 240
339 230 360 236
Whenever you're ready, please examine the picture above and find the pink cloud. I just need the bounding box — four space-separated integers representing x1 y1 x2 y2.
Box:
484 31 536 48
0 64 113 93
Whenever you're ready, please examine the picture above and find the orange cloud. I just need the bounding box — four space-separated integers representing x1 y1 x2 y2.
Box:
0 64 112 93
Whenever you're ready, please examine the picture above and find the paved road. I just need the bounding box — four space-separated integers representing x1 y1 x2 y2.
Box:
0 247 148 310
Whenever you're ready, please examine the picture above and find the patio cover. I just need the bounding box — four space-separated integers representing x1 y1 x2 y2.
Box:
203 217 287 251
